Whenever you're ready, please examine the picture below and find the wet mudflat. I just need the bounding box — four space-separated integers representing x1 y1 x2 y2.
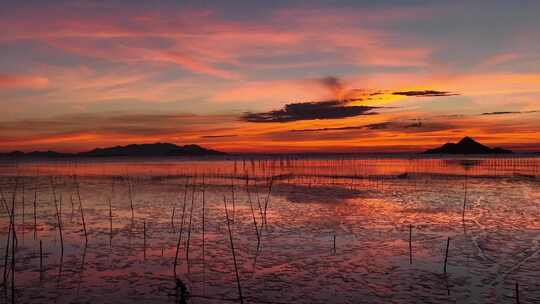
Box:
0 156 539 303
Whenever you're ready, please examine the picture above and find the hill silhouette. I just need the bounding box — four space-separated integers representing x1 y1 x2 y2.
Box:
0 143 226 158
424 137 513 154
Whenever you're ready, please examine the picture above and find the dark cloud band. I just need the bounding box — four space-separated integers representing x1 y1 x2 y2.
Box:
242 100 379 123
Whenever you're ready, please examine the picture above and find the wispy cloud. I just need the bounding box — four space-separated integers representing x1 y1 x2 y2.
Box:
392 90 458 97
481 110 539 115
200 134 238 138
289 119 456 133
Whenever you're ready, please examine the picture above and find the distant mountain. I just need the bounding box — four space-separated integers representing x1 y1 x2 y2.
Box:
424 137 513 154
0 143 226 158
80 143 226 157
0 150 72 158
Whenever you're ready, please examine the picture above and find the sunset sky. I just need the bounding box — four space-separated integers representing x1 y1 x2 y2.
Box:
1 0 539 153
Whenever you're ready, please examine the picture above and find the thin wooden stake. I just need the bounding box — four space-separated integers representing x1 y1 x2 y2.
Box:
263 177 274 227
409 224 413 265
171 204 176 233
246 178 260 247
11 214 15 304
108 198 113 246
173 179 189 275
76 180 88 244
10 179 17 304
443 237 450 274
70 194 74 222
333 233 336 253
186 182 196 266
143 219 146 260
224 196 244 304
51 181 64 256
21 181 25 244
33 191 37 240
3 220 12 288
127 177 135 220
201 176 206 267
39 240 43 280
231 176 235 222
462 177 468 221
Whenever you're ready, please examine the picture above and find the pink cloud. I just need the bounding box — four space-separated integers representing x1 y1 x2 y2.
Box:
1 5 435 80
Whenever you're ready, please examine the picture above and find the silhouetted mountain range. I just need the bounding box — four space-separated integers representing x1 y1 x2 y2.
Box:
0 143 226 158
424 137 513 154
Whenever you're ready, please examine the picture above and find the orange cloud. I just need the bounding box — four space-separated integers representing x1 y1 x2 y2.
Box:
0 74 48 89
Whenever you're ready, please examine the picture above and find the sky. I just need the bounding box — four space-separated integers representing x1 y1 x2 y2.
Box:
1 0 540 153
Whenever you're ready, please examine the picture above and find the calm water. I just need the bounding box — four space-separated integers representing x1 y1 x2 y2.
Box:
0 156 539 303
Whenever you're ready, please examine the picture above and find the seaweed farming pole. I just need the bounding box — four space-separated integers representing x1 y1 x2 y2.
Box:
33 191 37 240
3 215 11 289
75 180 88 245
201 176 206 268
127 176 135 220
246 177 260 248
108 198 113 246
173 179 189 275
224 196 244 304
231 176 236 223
515 281 520 304
409 224 413 265
186 180 196 266
21 181 25 244
39 240 43 279
50 180 64 256
263 177 274 227
443 237 450 274
7 177 18 304
462 175 468 221
10 179 19 247
11 209 15 304
143 219 146 261
70 194 74 223
171 201 176 233
333 233 336 253
253 182 264 227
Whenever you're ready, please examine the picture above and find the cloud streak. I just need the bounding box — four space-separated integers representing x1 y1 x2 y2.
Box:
481 110 539 115
392 90 458 97
289 119 456 133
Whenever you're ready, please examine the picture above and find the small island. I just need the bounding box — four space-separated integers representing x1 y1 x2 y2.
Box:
423 137 513 154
